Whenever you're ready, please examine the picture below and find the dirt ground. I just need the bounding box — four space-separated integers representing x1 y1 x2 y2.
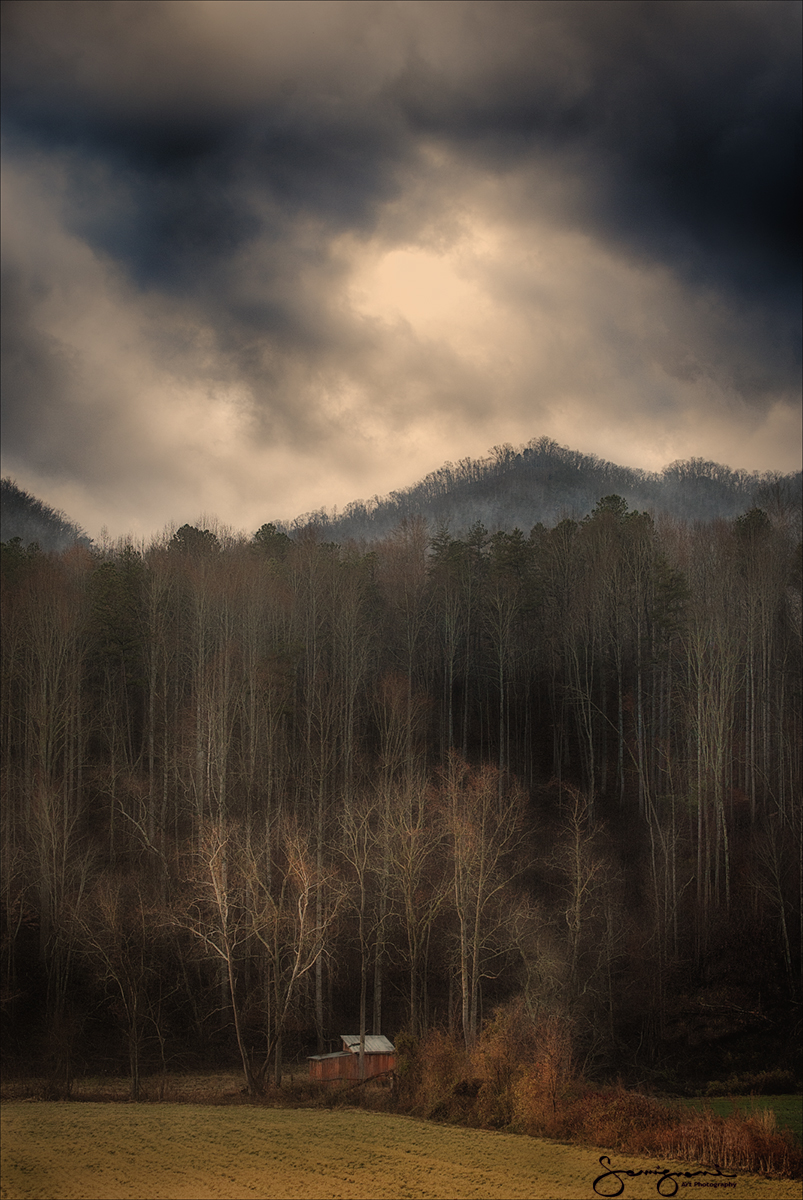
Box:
2 1102 800 1200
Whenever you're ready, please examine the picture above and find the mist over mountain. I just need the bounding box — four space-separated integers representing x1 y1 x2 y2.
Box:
3 441 799 554
0 477 90 553
280 438 803 542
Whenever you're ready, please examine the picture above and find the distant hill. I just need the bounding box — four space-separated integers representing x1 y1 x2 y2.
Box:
0 478 91 553
279 438 802 542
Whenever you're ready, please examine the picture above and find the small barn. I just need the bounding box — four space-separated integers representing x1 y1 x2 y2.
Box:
308 1034 396 1082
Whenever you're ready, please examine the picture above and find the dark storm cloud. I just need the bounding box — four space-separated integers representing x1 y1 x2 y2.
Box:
1 1 800 539
2 2 409 317
5 1 798 336
397 1 801 316
4 100 408 296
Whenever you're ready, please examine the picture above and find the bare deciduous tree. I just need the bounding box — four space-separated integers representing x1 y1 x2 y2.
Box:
440 754 526 1049
175 817 341 1096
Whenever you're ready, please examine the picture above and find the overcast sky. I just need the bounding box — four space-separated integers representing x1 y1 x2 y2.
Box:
2 0 801 542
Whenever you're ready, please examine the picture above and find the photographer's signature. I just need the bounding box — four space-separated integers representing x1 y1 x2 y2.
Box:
593 1155 738 1196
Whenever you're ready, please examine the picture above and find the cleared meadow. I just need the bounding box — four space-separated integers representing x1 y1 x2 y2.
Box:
2 1102 801 1200
678 1095 803 1145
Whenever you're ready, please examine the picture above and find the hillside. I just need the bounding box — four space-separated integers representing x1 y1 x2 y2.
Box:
281 438 802 541
2 441 800 1110
0 477 90 553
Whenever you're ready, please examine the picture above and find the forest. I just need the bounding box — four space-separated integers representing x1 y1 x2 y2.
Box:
278 437 802 541
1 490 801 1102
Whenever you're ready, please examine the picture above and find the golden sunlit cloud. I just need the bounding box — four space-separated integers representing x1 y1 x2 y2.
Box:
351 246 475 328
3 2 799 542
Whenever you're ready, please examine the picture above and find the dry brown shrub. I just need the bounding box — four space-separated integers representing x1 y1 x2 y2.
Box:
563 1086 677 1150
650 1109 803 1178
705 1069 797 1096
473 999 538 1128
533 1085 803 1180
512 1068 551 1135
511 1009 575 1135
413 1028 470 1120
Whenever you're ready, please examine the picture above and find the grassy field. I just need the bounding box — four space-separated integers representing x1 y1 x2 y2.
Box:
2 1101 802 1200
679 1095 803 1145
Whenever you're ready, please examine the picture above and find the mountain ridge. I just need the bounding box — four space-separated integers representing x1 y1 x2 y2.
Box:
3 440 800 551
279 437 802 542
0 477 91 553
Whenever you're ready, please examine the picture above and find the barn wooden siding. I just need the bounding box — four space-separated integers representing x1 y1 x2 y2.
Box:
308 1052 352 1082
309 1035 396 1082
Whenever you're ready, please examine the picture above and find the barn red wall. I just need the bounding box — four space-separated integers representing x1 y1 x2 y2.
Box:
309 1052 397 1082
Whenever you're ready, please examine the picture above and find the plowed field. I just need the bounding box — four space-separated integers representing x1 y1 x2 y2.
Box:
2 1102 799 1200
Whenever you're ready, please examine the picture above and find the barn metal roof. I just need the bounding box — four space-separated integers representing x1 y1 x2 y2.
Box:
341 1034 395 1054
